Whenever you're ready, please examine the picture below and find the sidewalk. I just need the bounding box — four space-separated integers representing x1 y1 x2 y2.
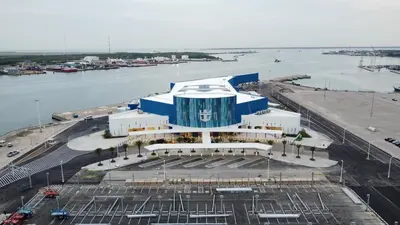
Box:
83 147 337 171
0 123 72 168
67 131 128 151
285 127 334 149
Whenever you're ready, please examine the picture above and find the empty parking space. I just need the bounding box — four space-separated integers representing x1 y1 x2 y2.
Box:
24 182 377 225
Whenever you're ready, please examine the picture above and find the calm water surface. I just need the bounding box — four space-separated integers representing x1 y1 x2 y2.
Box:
1 49 400 135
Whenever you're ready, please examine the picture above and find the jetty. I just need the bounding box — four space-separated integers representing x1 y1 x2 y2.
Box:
358 66 375 72
270 74 311 82
52 102 129 121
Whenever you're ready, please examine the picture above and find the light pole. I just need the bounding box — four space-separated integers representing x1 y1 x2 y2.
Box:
367 142 371 160
163 159 166 181
35 100 42 132
220 195 224 213
56 196 60 209
388 156 394 179
267 157 270 180
342 128 346 144
46 172 50 187
60 160 64 183
28 169 32 188
366 194 370 212
339 160 344 184
21 196 24 207
186 195 190 214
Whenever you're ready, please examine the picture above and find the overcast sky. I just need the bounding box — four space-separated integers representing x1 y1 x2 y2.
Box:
1 0 400 51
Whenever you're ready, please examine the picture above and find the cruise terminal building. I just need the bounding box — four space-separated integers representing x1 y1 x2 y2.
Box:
109 73 301 139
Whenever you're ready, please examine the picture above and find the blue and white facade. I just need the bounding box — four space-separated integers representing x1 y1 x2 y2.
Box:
109 73 301 137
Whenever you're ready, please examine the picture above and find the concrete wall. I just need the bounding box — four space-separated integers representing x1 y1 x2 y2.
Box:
109 114 169 136
242 112 301 135
229 73 259 89
235 97 268 123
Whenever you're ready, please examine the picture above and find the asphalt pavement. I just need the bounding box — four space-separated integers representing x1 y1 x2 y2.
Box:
261 83 400 224
0 117 112 213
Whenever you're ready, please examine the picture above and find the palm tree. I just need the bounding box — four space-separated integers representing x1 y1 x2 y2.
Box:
165 149 169 154
135 140 143 157
178 149 183 153
310 146 316 161
191 148 196 153
282 139 287 157
108 147 116 162
176 136 184 143
95 148 103 166
267 140 274 155
228 138 234 153
123 143 129 160
296 143 301 158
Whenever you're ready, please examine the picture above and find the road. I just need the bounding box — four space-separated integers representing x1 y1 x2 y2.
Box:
0 117 113 212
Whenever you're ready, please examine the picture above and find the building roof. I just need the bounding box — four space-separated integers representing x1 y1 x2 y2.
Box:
109 109 164 119
244 108 300 118
142 76 264 104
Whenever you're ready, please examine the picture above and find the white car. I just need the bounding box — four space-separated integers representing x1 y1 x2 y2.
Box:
0 140 5 147
7 142 13 147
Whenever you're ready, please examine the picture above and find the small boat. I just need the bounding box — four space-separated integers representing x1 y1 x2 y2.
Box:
394 86 400 92
60 67 78 73
274 59 281 63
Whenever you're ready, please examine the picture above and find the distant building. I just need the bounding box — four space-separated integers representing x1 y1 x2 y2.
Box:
181 55 189 60
83 56 100 63
171 55 176 60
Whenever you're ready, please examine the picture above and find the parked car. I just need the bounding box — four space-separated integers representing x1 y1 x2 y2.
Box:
47 138 58 145
7 142 13 147
390 139 397 143
7 151 19 157
385 138 393 142
0 140 5 147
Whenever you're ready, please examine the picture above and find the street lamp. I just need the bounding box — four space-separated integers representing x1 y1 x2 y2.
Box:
388 156 394 179
35 100 42 132
339 160 344 184
163 159 166 181
46 172 50 187
60 160 64 183
267 157 271 180
342 128 346 144
21 196 24 207
367 142 372 160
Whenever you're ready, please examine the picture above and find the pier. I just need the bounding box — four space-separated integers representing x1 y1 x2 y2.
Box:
358 65 375 72
270 74 311 82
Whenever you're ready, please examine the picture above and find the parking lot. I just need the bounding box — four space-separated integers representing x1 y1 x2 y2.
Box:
23 182 382 225
122 156 306 171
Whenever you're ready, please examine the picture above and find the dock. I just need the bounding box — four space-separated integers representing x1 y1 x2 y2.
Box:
390 70 400 75
52 102 129 121
358 66 375 72
270 74 311 82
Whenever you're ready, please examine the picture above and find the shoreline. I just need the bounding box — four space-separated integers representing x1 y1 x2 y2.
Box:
2 75 398 137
